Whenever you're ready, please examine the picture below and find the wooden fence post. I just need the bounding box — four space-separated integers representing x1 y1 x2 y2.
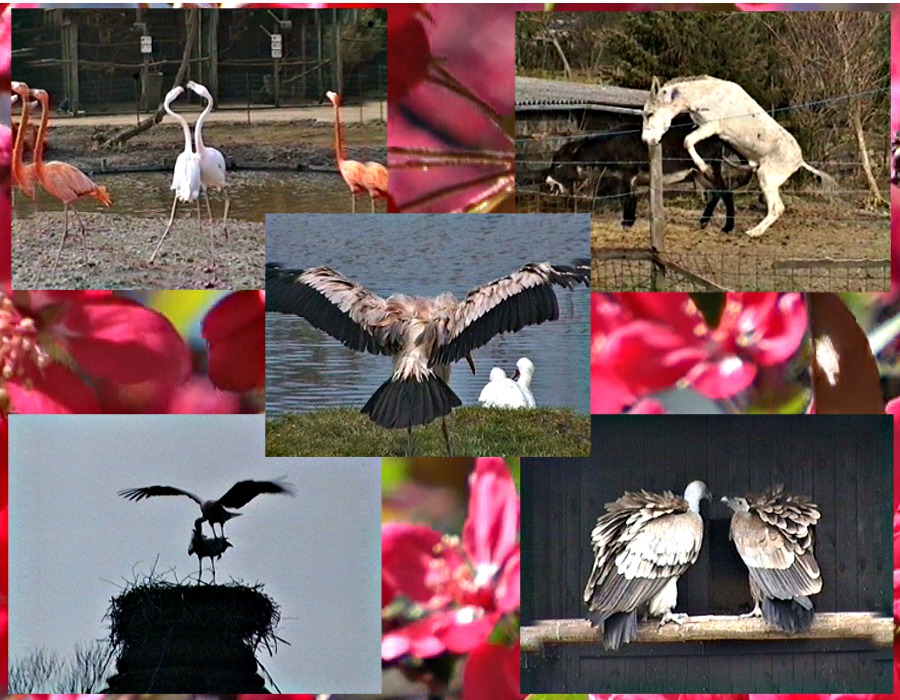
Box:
649 141 665 290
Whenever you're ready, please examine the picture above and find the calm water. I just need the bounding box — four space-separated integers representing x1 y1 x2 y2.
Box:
266 214 591 415
13 170 370 221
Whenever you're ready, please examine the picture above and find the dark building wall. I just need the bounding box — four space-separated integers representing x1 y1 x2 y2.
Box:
521 415 893 693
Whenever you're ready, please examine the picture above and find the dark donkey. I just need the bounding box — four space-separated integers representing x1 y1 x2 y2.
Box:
544 122 752 233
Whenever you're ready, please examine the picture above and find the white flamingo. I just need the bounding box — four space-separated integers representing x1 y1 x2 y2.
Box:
149 85 202 263
186 80 230 239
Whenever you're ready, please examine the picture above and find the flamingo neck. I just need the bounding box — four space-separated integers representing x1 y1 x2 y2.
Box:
32 96 50 178
332 100 346 163
11 96 30 183
194 95 212 152
166 102 194 154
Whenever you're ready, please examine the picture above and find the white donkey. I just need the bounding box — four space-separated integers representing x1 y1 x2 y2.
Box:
641 76 834 238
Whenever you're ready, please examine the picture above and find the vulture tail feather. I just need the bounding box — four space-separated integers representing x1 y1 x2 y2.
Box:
602 611 639 650
761 596 815 633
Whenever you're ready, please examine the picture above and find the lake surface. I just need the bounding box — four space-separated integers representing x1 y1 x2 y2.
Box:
266 213 591 415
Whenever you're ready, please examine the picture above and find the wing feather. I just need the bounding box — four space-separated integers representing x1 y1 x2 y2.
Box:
265 263 398 356
118 485 203 505
584 490 702 620
432 262 588 366
217 478 296 508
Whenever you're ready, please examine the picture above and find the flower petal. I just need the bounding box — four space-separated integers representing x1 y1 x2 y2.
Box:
382 522 443 604
202 291 265 392
463 458 519 571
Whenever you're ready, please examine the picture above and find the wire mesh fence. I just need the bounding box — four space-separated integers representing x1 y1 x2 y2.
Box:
592 247 890 292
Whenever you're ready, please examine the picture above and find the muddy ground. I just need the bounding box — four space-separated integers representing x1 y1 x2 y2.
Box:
12 113 386 290
589 198 889 292
520 191 888 292
13 212 263 289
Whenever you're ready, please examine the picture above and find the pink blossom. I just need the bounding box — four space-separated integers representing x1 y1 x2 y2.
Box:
592 292 807 412
202 290 264 393
382 458 520 661
2 290 192 415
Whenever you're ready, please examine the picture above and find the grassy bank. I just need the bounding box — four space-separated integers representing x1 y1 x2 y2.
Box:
266 407 590 457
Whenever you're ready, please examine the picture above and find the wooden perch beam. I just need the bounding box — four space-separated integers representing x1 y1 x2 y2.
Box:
521 613 893 652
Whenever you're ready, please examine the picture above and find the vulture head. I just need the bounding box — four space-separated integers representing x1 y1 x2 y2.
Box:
683 480 712 512
721 495 750 513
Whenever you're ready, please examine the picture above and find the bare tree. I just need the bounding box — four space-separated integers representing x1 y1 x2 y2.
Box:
9 641 113 692
101 8 201 149
765 12 889 205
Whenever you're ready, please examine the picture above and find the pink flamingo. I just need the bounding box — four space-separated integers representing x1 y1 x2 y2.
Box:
326 90 387 212
20 84 112 277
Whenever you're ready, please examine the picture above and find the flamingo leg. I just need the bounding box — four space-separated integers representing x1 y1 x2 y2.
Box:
196 197 212 263
68 204 89 266
211 555 216 583
197 557 203 583
441 416 454 456
351 192 356 214
203 188 213 225
221 190 230 243
50 203 72 278
150 194 181 263
370 195 376 213
406 426 413 457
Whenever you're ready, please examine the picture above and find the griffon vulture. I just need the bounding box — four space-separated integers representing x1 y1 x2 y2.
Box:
265 261 588 455
583 480 711 650
119 478 296 537
722 484 822 632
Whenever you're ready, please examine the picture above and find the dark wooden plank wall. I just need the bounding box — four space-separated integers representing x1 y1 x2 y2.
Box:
521 415 893 693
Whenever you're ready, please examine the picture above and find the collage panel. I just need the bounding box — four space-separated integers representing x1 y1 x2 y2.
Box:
0 3 898 699
8 414 382 693
387 6 514 214
515 11 890 292
10 7 386 289
265 213 591 457
521 415 893 694
591 291 898 416
381 457 520 699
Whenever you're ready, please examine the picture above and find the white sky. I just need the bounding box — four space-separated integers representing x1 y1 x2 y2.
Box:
9 414 381 694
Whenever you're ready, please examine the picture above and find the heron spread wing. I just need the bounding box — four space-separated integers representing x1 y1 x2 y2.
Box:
433 262 589 366
118 485 204 505
266 263 399 356
217 478 297 509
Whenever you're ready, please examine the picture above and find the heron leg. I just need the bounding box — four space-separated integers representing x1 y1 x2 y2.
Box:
211 555 216 583
406 426 413 457
149 194 180 263
441 416 454 457
50 203 72 278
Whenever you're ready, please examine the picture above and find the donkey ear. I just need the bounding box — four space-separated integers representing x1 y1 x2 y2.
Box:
650 76 660 95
